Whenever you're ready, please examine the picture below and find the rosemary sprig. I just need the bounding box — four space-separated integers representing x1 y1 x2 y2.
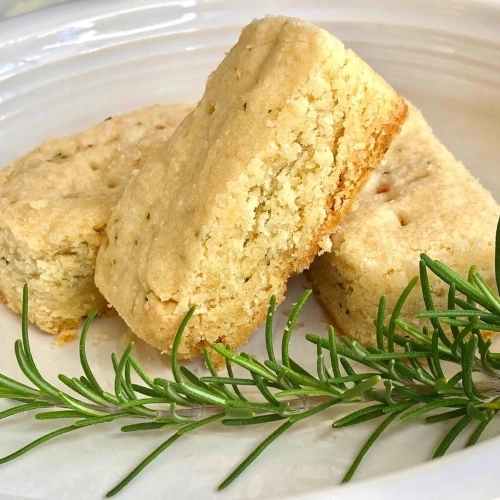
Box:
1 221 500 497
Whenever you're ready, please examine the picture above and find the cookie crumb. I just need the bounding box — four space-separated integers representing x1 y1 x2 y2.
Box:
53 329 78 348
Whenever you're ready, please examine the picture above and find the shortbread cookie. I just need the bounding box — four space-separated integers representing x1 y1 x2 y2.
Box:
0 103 194 333
309 105 500 346
95 16 407 359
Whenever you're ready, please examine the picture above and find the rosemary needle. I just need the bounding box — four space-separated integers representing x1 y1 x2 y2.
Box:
107 413 224 497
1 218 500 496
218 420 294 491
342 410 403 483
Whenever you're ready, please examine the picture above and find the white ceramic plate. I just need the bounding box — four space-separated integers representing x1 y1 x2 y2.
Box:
0 0 69 19
1 1 500 499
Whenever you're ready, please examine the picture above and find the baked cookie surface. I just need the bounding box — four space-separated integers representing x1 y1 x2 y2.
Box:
0 102 194 333
309 105 500 346
95 16 407 359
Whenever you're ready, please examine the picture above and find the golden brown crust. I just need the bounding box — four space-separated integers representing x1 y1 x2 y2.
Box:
0 282 113 334
299 90 408 273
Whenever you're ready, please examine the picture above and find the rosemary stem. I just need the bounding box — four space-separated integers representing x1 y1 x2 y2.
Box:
3 220 500 497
